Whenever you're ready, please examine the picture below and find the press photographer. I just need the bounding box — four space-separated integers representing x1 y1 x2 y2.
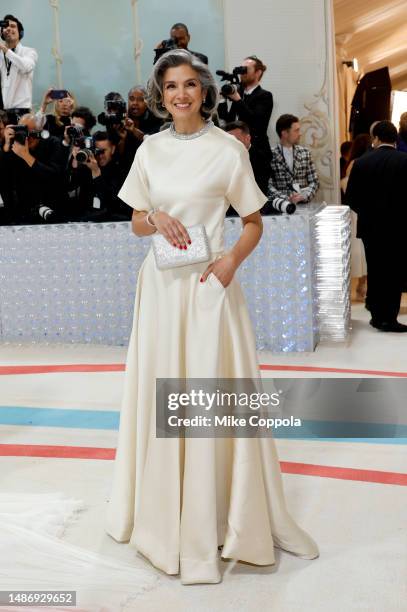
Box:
217 56 273 160
96 92 133 167
154 22 208 65
267 114 319 214
66 130 130 222
0 113 67 224
37 87 76 139
61 106 96 164
0 14 38 123
127 86 162 138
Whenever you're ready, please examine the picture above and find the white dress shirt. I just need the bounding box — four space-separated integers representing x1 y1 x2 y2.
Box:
0 42 38 109
281 145 294 172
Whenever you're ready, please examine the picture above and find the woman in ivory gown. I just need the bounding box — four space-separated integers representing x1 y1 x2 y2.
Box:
105 49 318 585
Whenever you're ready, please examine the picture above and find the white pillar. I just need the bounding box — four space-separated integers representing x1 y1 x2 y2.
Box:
130 0 144 83
49 0 63 88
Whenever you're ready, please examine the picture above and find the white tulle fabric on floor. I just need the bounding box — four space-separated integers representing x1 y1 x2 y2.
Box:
0 493 157 611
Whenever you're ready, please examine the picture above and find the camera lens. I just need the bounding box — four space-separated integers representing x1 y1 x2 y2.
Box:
221 83 234 97
76 150 89 164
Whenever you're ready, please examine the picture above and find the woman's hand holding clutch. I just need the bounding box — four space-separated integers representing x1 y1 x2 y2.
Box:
149 211 191 250
200 253 238 288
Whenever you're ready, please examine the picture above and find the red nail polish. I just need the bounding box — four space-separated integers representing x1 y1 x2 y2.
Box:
200 277 203 282
188 240 191 244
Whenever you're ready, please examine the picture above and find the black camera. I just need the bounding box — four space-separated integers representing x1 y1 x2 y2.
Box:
161 37 177 51
97 99 127 128
0 19 9 29
9 125 43 145
216 66 247 97
66 125 85 144
66 126 95 163
75 141 95 164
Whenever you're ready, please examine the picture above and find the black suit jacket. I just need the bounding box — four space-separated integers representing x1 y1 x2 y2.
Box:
218 85 273 158
345 145 407 239
249 143 271 195
154 48 208 65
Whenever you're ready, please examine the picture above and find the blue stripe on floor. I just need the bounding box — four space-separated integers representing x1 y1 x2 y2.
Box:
0 406 407 443
274 435 407 445
273 421 407 439
0 406 119 430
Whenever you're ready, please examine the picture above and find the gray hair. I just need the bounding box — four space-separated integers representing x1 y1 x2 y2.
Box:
146 49 219 120
19 113 43 130
128 85 147 98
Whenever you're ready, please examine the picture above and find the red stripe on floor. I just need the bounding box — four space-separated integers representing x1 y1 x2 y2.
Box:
280 461 407 486
1 445 406 485
0 444 115 460
1 363 407 377
260 364 407 377
0 364 125 375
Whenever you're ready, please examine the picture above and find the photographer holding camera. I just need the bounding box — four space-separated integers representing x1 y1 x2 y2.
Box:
267 114 319 215
217 56 273 161
0 113 67 224
62 106 96 147
154 22 208 65
127 86 162 138
0 15 38 124
66 130 130 222
36 87 76 139
114 86 163 170
96 92 132 165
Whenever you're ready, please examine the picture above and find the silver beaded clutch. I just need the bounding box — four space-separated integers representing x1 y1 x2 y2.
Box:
152 224 211 270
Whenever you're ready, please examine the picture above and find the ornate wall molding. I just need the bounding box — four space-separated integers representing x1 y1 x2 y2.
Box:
300 87 333 198
300 0 340 204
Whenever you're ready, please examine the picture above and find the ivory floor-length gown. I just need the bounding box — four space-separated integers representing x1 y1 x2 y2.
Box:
105 125 319 584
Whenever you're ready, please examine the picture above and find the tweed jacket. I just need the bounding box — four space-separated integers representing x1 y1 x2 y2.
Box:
267 144 319 207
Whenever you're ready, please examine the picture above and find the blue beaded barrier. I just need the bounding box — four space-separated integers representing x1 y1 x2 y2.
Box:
0 206 351 351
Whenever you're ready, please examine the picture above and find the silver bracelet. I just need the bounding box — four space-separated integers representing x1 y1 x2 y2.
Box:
145 208 159 227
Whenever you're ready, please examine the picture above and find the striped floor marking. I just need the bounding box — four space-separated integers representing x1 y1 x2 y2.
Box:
1 363 407 377
261 364 407 377
1 406 406 440
1 444 406 486
0 406 119 429
0 364 125 375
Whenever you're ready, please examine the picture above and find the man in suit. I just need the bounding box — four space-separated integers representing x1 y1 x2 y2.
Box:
224 120 270 195
154 23 208 65
346 120 407 332
267 114 319 214
217 55 273 160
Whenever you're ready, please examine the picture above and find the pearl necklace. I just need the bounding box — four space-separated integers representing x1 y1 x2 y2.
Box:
169 120 214 140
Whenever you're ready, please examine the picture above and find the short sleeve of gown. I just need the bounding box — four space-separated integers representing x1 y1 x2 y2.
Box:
118 145 152 212
225 147 268 217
